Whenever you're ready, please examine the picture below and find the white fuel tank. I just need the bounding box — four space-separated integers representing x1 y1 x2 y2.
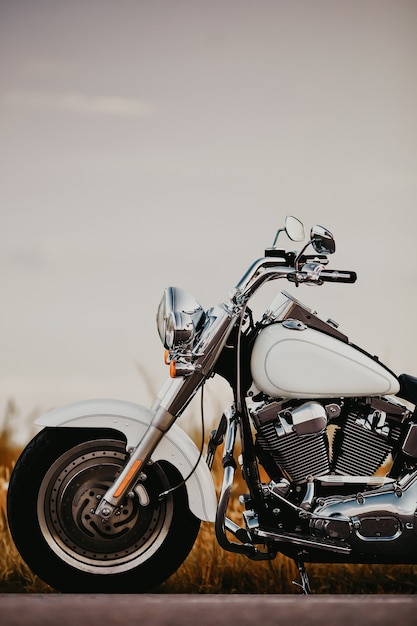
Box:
251 322 399 399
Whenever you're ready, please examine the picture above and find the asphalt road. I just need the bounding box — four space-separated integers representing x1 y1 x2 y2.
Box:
1 594 416 626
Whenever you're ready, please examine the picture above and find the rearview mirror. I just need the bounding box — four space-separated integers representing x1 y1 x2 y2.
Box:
310 225 335 254
285 216 305 242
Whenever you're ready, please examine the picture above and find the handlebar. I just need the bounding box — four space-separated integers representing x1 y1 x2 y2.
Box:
287 266 357 285
319 270 357 283
230 259 356 309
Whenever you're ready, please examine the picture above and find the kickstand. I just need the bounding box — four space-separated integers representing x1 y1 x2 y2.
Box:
292 552 312 595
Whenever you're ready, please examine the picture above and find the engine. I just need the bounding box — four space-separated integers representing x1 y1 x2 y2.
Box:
251 397 404 484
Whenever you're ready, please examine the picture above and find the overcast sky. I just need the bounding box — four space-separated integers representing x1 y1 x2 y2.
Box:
1 0 416 436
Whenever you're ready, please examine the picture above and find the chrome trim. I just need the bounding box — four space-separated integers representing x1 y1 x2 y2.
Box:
192 304 236 376
214 408 257 558
214 408 270 561
316 475 396 485
310 225 336 255
157 286 205 349
282 319 307 331
312 470 417 551
229 260 295 307
254 529 351 554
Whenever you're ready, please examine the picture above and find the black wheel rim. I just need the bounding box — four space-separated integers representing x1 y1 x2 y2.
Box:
37 439 174 574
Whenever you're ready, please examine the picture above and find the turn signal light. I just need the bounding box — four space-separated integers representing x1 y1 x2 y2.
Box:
169 361 195 378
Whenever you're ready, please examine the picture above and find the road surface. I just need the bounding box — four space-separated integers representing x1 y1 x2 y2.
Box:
1 594 416 625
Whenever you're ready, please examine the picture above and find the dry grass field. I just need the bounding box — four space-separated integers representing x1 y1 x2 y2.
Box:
0 407 416 594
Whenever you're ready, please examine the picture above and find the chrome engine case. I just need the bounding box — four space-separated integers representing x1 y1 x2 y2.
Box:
310 472 417 558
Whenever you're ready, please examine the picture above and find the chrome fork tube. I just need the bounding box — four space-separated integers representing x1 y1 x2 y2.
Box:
95 375 205 520
94 403 175 519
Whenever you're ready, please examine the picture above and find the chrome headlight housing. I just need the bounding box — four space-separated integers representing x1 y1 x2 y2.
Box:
157 287 205 350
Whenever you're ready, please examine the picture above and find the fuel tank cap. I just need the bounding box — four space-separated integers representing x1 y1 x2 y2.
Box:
282 319 307 331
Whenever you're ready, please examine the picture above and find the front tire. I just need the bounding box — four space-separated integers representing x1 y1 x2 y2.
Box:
7 428 200 592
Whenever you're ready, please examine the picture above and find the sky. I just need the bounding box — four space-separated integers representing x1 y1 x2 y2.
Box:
1 0 417 438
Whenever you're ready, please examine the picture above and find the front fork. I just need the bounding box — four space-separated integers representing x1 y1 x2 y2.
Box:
95 375 203 520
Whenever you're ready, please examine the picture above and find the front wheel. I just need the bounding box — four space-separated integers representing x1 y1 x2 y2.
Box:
7 428 200 592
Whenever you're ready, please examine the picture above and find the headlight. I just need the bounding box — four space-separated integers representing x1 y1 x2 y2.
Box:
165 311 195 349
164 312 176 349
157 287 205 350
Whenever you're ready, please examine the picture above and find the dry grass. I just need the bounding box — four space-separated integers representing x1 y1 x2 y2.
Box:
0 469 53 593
0 412 416 594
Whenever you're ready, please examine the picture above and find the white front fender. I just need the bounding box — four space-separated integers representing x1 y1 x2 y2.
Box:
35 398 217 522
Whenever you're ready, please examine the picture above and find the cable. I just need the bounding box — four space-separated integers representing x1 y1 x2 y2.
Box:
157 382 206 500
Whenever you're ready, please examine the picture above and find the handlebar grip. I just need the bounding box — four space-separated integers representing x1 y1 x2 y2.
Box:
320 270 357 283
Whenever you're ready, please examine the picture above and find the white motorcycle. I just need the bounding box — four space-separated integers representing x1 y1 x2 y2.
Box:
7 217 417 594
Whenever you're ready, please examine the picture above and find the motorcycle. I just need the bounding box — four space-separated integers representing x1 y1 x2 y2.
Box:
7 216 417 594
